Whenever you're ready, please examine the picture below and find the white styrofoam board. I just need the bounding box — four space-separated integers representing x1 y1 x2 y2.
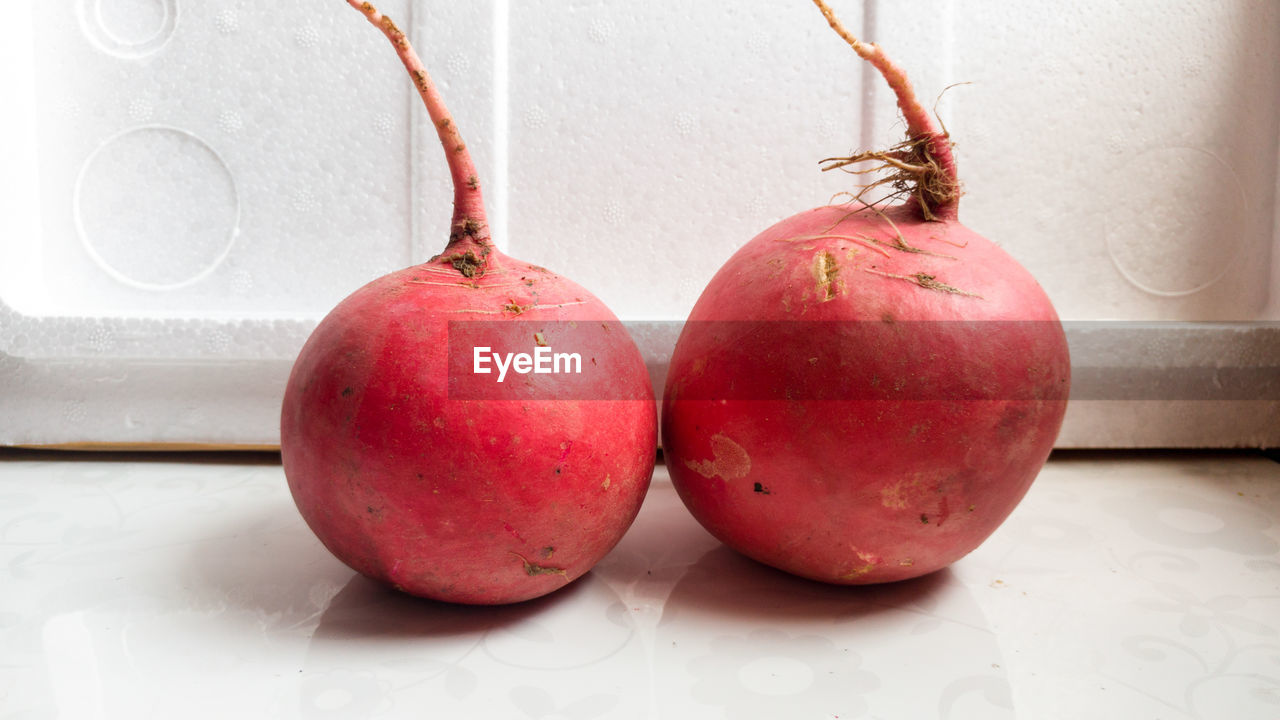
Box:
0 0 1277 447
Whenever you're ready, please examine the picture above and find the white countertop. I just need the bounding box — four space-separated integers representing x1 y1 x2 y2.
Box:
2 450 1278 719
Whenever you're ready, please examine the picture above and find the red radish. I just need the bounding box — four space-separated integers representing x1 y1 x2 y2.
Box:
661 0 1069 584
280 1 656 605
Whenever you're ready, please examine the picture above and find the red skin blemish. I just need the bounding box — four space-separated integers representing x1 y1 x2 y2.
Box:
936 495 951 527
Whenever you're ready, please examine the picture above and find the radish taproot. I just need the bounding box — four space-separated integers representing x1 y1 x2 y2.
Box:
280 1 656 605
661 0 1069 584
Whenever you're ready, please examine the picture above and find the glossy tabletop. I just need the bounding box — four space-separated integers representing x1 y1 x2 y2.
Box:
2 450 1279 719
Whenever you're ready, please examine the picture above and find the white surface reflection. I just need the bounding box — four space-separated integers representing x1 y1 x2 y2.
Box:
1 451 1278 719
43 611 105 720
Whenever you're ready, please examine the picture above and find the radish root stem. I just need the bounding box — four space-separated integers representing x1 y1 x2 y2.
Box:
347 0 493 269
810 0 961 221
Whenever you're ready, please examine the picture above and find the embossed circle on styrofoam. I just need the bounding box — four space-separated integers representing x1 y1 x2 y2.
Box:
75 126 240 291
78 0 178 59
1105 146 1246 297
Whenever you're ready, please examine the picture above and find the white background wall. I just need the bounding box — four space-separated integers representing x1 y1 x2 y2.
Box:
0 0 1277 447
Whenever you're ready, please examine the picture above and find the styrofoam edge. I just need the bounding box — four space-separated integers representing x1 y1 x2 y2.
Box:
3 322 1276 449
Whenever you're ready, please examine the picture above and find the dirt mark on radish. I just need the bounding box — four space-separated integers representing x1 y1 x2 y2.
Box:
510 551 568 577
684 433 751 481
863 268 982 298
812 251 841 301
840 550 882 580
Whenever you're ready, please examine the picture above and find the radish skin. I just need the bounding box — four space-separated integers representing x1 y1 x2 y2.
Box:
280 2 656 605
660 0 1069 584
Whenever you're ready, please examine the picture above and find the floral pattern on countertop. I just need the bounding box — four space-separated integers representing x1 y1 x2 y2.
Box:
1 450 1278 719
